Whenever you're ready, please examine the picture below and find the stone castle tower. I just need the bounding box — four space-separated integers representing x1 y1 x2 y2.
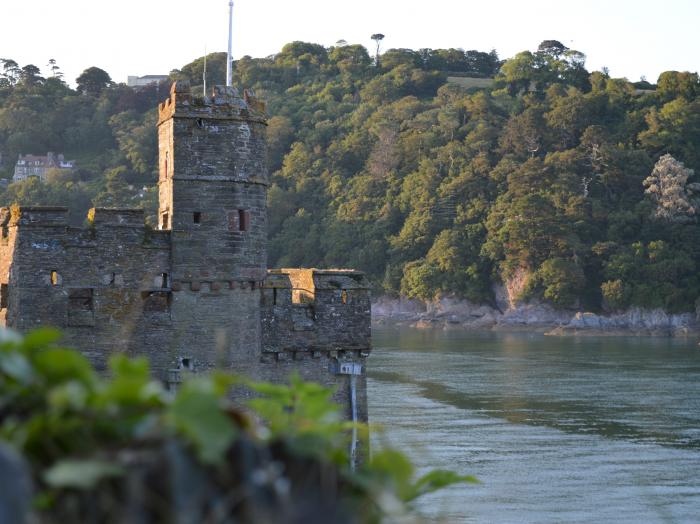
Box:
157 82 269 370
0 82 371 422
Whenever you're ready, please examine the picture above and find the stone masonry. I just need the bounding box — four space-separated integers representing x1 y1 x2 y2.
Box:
0 81 371 424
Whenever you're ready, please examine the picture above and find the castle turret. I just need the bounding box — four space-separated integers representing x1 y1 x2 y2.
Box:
157 81 268 282
156 81 269 369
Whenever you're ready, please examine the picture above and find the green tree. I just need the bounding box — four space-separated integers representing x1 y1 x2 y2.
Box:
76 67 113 96
371 33 385 66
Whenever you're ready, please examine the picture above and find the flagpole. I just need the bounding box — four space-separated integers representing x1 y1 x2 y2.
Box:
226 0 234 86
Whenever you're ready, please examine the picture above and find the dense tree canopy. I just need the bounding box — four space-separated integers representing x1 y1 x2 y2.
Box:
76 66 113 96
1 41 700 312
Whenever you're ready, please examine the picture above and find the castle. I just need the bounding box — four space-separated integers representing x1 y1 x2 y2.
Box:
0 82 371 424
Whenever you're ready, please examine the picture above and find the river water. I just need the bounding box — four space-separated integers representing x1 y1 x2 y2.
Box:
367 327 700 523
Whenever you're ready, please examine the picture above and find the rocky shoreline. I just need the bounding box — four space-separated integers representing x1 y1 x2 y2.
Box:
372 295 699 337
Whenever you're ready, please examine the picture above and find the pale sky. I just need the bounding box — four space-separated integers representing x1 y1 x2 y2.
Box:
1 0 698 86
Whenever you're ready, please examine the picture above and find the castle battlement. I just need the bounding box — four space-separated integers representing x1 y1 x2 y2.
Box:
7 206 69 227
87 208 145 227
157 81 266 126
1 82 371 426
262 269 371 355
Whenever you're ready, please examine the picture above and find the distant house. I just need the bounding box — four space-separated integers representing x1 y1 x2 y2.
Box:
127 75 169 88
13 153 75 183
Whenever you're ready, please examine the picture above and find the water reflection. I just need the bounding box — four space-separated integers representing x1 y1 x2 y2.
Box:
372 369 698 449
368 327 700 523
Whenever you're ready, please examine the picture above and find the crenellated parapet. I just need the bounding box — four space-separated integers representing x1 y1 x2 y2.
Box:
157 81 267 126
261 269 371 354
9 206 69 227
87 208 146 228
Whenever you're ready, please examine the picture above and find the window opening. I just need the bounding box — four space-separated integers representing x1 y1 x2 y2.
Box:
161 213 169 230
180 357 193 370
193 212 201 224
161 273 169 288
238 209 248 231
69 288 93 311
0 284 8 309
164 151 169 179
196 118 203 128
67 288 94 326
142 290 171 313
50 271 59 286
341 289 348 304
109 273 116 286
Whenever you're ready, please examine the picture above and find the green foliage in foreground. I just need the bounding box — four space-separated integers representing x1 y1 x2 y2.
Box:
0 329 475 522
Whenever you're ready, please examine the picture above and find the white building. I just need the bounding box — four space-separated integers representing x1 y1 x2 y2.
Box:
13 153 75 182
127 75 169 87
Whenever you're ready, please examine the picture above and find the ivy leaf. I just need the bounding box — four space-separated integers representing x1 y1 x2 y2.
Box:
44 459 124 489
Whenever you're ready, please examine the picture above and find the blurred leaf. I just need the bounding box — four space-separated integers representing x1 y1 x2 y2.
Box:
94 355 163 407
0 352 34 384
22 328 62 350
33 349 95 386
406 469 478 502
167 381 237 464
47 381 89 411
44 459 124 489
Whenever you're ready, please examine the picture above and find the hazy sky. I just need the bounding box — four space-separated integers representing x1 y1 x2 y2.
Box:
2 0 698 86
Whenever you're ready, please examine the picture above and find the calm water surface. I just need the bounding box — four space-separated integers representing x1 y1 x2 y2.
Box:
367 327 700 523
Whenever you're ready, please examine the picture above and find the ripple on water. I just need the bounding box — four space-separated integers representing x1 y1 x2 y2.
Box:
368 328 700 523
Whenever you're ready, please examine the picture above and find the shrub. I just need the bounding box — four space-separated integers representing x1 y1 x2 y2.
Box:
0 329 475 523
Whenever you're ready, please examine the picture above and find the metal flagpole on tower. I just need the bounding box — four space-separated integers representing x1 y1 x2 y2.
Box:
203 44 207 96
226 0 234 87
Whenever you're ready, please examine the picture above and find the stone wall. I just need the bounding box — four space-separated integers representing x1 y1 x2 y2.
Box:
0 207 172 373
259 269 371 421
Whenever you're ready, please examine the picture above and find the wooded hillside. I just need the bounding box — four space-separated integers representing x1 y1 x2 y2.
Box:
2 40 699 312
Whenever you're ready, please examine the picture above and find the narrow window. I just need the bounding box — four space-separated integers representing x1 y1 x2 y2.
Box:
249 281 256 290
161 273 169 288
341 289 348 304
196 118 204 128
164 151 169 179
50 271 59 286
161 213 169 230
193 212 201 224
180 357 193 370
142 290 171 312
67 288 95 326
109 272 116 286
69 288 93 311
238 209 247 231
0 284 8 309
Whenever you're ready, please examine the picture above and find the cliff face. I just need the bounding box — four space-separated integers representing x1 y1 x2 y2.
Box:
372 294 699 337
